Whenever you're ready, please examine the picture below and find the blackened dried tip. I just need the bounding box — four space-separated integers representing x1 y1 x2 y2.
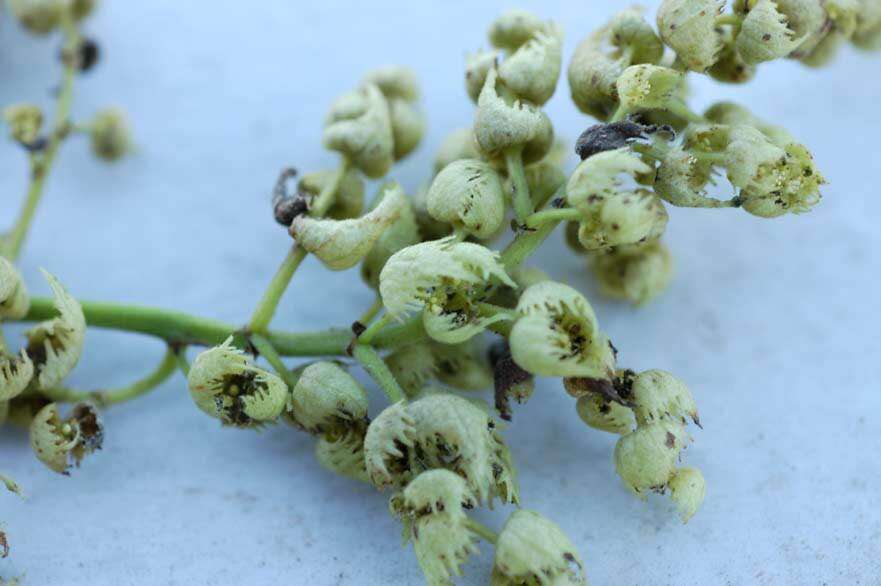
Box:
272 167 309 226
575 120 675 161
78 38 100 72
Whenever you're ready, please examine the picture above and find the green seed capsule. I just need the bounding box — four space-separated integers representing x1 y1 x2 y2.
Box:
492 510 587 585
591 240 673 306
668 466 706 522
427 159 506 240
288 361 368 435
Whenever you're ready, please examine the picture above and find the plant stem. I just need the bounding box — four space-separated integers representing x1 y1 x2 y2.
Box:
357 312 393 345
249 332 299 388
505 148 533 224
5 18 79 261
45 347 178 406
500 185 567 269
351 344 405 403
20 297 425 357
357 296 383 325
524 208 582 229
465 518 498 545
475 302 516 337
175 348 191 376
248 157 350 333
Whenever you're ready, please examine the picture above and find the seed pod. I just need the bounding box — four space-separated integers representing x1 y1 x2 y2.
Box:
576 392 636 435
465 49 501 104
509 281 616 379
383 342 437 398
290 183 405 270
427 159 506 240
379 237 515 318
29 402 103 475
323 83 394 178
498 23 563 105
488 9 546 51
668 466 706 522
492 510 587 585
288 361 368 434
591 240 673 305
364 401 417 489
616 64 686 114
3 104 43 147
614 421 689 494
90 108 131 161
0 351 34 403
298 167 365 221
24 271 86 391
431 339 495 391
735 0 806 64
630 369 699 426
363 66 420 101
388 98 425 160
657 0 725 71
361 191 421 289
474 68 544 156
0 258 30 320
315 423 370 483
187 338 287 427
434 128 480 174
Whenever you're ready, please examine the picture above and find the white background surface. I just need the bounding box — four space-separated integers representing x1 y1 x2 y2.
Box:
1 1 880 584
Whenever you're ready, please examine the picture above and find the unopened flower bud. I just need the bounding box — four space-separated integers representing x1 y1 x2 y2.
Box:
735 0 805 64
411 183 454 240
298 167 365 221
431 339 495 391
510 281 616 379
708 29 757 83
383 342 437 398
361 190 421 289
363 66 419 102
523 159 566 209
427 159 506 240
630 369 699 426
323 84 394 178
187 338 287 427
29 402 103 475
474 67 544 156
488 9 545 51
434 128 480 174
657 0 725 71
576 392 636 435
853 0 881 48
616 64 686 114
668 466 706 522
388 98 425 160
290 182 404 270
653 145 720 208
492 510 587 585
591 240 673 305
465 49 501 104
567 43 622 120
498 23 563 105
288 361 368 435
614 421 689 493
0 258 30 320
90 108 131 162
520 109 555 165
8 0 62 34
24 271 85 391
3 104 43 147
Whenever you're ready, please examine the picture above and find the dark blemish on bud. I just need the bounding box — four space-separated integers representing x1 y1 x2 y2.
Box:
608 339 619 359
551 197 566 208
78 38 100 72
272 166 309 226
762 33 772 41
489 340 533 421
665 431 676 448
23 136 48 153
344 340 356 357
730 195 744 208
351 321 367 336
0 530 8 558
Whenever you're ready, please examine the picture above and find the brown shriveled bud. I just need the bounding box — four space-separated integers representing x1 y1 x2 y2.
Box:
488 340 534 421
271 167 309 226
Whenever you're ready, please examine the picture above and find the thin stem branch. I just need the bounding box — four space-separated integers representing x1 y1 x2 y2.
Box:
357 312 393 345
357 296 383 325
505 147 533 224
249 332 299 388
475 302 516 337
352 344 405 404
524 207 582 229
500 184 567 270
465 518 498 545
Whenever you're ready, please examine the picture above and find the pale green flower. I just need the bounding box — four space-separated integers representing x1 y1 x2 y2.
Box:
576 392 636 435
364 401 417 489
0 258 30 320
488 9 546 51
498 23 564 105
657 0 725 71
427 160 506 239
288 361 368 434
434 128 480 174
590 240 673 305
614 420 689 494
29 402 103 475
90 108 132 162
668 467 706 522
474 67 545 155
315 424 370 483
323 83 394 178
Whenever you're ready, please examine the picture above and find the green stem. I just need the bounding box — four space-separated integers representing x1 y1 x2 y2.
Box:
248 157 350 332
465 519 498 545
500 185 567 269
524 207 582 229
690 150 727 165
45 348 178 406
357 312 393 345
175 348 191 376
249 332 298 388
352 344 405 403
20 297 424 357
357 296 383 325
505 148 533 224
610 103 629 122
667 101 704 124
475 302 516 337
5 18 79 261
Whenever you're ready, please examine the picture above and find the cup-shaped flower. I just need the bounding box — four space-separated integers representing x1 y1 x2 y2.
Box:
315 422 370 483
434 128 480 174
1 351 34 403
488 9 546 51
653 145 720 208
29 402 103 475
427 159 506 240
491 510 587 585
509 281 616 379
361 192 421 289
399 469 480 585
590 240 673 305
187 338 287 427
24 271 86 391
298 167 365 220
288 361 368 435
614 420 689 494
3 103 43 146
90 109 132 162
431 339 495 391
630 369 699 427
657 0 725 71
616 64 686 114
290 182 405 270
474 68 545 156
323 83 394 178
576 392 636 435
0 258 30 320
498 23 563 106
363 66 420 102
668 466 706 522
364 401 417 489
735 0 806 64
